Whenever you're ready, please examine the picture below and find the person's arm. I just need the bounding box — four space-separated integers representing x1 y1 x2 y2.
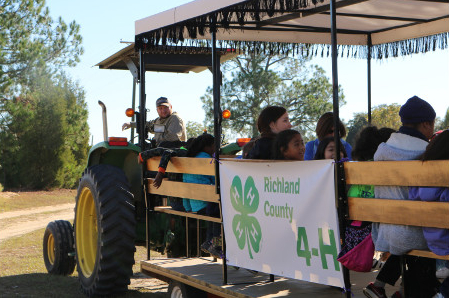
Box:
343 140 352 160
152 149 175 188
138 147 166 163
122 122 136 130
304 140 314 160
145 119 156 133
153 148 186 188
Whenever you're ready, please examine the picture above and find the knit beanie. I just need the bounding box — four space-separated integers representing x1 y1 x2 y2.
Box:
399 96 436 124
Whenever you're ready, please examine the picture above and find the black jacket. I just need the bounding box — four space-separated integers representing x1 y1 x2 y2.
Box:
246 136 274 160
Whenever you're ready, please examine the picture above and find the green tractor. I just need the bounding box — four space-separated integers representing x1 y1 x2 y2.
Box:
42 44 240 297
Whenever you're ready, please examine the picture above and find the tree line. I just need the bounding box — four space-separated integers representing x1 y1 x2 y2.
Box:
0 0 87 190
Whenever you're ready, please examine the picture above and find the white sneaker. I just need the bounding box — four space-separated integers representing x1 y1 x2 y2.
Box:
436 267 449 279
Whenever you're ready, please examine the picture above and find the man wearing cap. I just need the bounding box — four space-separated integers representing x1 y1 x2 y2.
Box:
363 95 438 298
122 96 187 146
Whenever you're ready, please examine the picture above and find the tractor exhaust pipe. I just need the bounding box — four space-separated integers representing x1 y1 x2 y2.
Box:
98 100 108 142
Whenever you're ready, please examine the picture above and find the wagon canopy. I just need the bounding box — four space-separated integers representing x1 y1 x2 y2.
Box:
95 43 237 73
135 0 449 58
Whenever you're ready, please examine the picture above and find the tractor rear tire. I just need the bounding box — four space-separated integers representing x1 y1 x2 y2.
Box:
43 220 76 275
74 164 136 297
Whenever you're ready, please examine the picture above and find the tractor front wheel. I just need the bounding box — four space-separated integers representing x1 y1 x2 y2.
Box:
75 164 136 297
43 220 76 275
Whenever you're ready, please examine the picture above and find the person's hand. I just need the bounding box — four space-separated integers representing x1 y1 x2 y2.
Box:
153 172 165 189
122 122 131 130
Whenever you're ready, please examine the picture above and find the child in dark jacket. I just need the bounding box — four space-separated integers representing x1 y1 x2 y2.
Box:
182 134 223 259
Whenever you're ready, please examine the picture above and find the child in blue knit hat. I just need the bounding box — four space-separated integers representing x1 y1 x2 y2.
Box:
364 95 438 298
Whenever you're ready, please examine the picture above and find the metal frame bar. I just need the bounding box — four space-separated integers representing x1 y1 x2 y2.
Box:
257 0 369 27
211 29 228 285
225 24 369 34
139 48 152 261
367 34 372 124
330 1 352 296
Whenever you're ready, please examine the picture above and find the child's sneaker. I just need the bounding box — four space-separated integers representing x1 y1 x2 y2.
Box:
201 240 213 254
363 282 387 298
200 240 224 259
436 267 449 279
208 245 224 259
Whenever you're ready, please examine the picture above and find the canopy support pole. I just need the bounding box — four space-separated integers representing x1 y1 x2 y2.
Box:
211 29 228 285
330 0 340 159
138 47 151 261
330 1 351 296
138 48 147 152
367 34 372 124
131 77 136 141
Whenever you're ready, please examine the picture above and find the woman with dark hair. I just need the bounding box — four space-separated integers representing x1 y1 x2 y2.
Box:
304 112 352 160
245 106 292 159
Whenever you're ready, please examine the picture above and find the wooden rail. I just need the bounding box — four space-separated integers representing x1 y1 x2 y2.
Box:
153 206 222 223
146 156 216 175
344 160 449 261
146 157 221 224
148 179 219 203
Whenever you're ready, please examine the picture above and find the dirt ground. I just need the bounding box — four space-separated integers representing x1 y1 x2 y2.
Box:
0 203 74 242
0 191 168 296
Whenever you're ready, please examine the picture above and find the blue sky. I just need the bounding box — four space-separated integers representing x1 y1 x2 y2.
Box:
46 0 449 145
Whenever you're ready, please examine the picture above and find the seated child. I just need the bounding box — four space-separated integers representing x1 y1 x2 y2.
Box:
408 130 449 297
313 136 347 160
182 134 223 259
349 126 395 198
272 129 305 160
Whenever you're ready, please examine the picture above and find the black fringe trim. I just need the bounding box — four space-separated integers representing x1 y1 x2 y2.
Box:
137 33 448 59
136 0 321 46
134 0 449 59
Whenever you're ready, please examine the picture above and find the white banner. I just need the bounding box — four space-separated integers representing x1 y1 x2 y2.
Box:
220 159 344 288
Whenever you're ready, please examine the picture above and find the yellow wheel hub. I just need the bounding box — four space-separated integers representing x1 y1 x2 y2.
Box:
47 233 55 265
76 187 98 278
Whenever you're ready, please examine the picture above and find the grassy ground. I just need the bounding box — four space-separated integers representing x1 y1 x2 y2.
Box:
0 189 76 212
0 227 165 297
0 190 166 297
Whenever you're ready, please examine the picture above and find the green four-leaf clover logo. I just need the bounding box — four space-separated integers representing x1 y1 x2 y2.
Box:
230 175 262 259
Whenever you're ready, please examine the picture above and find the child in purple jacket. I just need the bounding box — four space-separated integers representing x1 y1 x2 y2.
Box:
409 129 449 297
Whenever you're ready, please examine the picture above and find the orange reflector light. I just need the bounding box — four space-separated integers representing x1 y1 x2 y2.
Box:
222 109 231 119
108 137 128 146
125 108 135 117
236 138 252 147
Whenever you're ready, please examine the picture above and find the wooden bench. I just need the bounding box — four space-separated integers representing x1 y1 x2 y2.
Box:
344 160 449 261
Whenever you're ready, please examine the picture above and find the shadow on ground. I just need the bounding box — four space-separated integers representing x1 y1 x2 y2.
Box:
0 273 166 297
